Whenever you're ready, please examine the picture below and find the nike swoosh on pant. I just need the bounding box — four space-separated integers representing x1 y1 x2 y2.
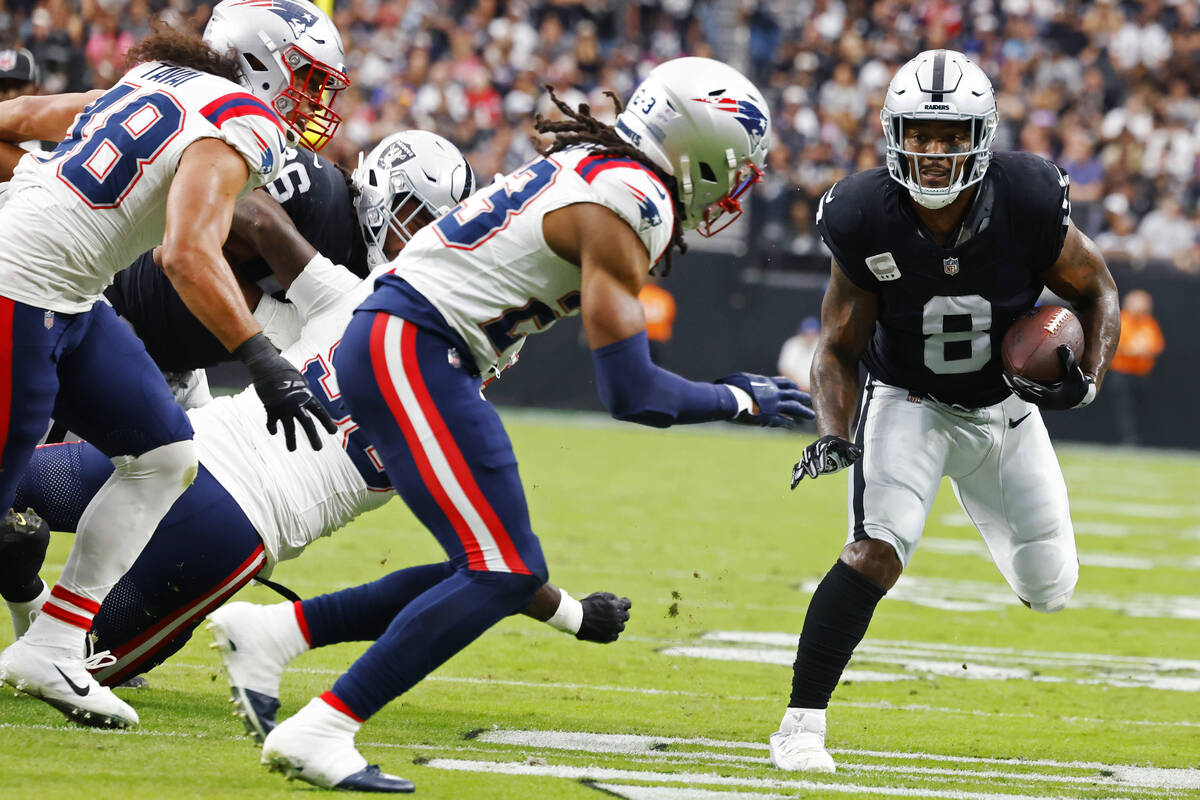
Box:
1008 412 1032 429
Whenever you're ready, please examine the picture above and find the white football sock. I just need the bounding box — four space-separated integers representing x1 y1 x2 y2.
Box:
7 580 49 639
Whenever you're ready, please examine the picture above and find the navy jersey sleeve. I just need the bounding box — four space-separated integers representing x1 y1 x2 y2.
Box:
814 175 880 292
999 152 1071 273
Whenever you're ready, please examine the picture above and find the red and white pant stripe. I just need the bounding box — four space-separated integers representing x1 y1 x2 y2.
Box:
369 315 529 574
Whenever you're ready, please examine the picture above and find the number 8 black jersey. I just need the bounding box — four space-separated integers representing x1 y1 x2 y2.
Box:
816 151 1071 408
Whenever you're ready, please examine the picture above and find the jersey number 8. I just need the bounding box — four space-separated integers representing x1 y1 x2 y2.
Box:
922 294 992 375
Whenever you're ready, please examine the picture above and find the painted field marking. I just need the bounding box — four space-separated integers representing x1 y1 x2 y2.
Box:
663 632 1200 692
473 729 1200 792
794 575 1200 618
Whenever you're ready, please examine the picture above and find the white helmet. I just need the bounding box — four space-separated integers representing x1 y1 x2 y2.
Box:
881 49 999 209
351 130 475 267
203 0 349 151
614 57 770 237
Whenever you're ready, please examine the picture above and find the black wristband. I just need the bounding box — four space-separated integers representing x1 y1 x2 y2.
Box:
232 332 278 373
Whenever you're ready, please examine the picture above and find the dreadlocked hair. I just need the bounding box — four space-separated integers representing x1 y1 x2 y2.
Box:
126 23 241 84
534 86 687 276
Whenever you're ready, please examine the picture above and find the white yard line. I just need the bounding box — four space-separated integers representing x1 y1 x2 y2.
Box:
475 730 1200 790
427 758 1154 800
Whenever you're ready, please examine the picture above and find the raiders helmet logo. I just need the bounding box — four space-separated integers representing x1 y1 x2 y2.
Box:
943 256 960 276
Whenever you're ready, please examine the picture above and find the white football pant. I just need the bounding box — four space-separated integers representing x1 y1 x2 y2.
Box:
846 378 1078 612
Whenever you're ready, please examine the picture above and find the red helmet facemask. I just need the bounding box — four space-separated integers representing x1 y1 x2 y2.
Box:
696 162 764 238
274 44 349 152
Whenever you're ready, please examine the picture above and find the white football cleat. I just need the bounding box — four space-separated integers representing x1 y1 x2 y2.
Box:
0 637 138 729
262 698 414 793
769 707 836 773
207 601 305 742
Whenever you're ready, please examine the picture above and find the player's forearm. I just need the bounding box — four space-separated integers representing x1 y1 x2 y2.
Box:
1074 291 1120 387
230 192 317 291
810 348 861 439
160 247 262 351
0 91 103 143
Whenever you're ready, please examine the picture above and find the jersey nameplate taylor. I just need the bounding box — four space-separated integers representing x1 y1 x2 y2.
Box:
865 252 902 282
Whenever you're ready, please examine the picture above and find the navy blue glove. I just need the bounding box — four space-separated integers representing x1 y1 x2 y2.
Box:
715 373 814 429
1003 345 1096 411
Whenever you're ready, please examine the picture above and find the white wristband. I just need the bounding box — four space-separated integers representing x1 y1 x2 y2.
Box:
546 590 584 635
725 385 754 418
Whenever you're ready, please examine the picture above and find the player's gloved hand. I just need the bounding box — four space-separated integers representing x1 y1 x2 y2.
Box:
234 333 337 452
791 435 862 488
715 373 814 428
576 592 632 644
1002 345 1096 411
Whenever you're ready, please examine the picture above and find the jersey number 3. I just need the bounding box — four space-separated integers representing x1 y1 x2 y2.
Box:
49 84 185 208
922 294 992 374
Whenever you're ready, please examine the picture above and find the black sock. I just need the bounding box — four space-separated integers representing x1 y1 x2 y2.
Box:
788 559 887 709
0 510 51 603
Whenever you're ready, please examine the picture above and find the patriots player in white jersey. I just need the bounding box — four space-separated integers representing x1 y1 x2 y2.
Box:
769 50 1120 772
218 58 811 793
5 134 631 754
0 0 347 729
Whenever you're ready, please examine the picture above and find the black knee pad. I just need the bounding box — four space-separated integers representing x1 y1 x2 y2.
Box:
0 508 51 602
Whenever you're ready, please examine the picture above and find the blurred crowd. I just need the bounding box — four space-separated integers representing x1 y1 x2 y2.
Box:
0 0 1196 272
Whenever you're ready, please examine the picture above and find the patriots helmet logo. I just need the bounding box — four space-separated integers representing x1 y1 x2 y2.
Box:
693 96 769 151
234 0 319 39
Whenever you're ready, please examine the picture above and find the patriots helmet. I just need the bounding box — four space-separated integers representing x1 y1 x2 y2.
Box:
881 49 999 209
204 0 349 151
352 130 475 267
614 57 770 237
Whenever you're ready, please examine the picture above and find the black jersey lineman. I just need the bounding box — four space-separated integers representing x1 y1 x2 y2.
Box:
815 150 1070 408
104 149 366 371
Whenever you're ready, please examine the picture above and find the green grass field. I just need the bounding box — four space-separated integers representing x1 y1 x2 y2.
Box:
2 411 1199 799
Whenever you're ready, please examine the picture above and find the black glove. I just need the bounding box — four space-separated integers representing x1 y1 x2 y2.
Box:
576 591 632 644
791 435 862 488
715 373 814 429
1003 345 1096 411
235 333 337 452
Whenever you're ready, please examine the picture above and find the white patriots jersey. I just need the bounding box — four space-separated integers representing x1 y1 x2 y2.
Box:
394 146 675 376
190 258 387 567
0 61 287 313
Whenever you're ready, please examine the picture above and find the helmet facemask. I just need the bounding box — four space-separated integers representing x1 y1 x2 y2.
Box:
692 158 764 237
883 112 996 209
356 169 442 268
266 42 348 151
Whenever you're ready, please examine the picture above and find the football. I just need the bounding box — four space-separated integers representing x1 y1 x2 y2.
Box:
1001 304 1085 383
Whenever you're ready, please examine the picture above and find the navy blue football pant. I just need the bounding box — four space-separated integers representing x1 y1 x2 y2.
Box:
13 441 264 686
0 297 193 513
309 310 547 721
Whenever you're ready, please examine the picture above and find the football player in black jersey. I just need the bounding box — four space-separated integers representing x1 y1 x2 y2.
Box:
769 50 1120 772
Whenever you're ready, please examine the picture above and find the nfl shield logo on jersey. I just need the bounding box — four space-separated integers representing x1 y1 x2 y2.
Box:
943 256 960 276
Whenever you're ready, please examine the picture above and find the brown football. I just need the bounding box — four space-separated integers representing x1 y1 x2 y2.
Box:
1001 305 1085 383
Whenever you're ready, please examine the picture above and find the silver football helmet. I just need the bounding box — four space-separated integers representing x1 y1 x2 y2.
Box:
614 57 770 236
881 49 998 209
352 130 475 267
203 0 348 151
